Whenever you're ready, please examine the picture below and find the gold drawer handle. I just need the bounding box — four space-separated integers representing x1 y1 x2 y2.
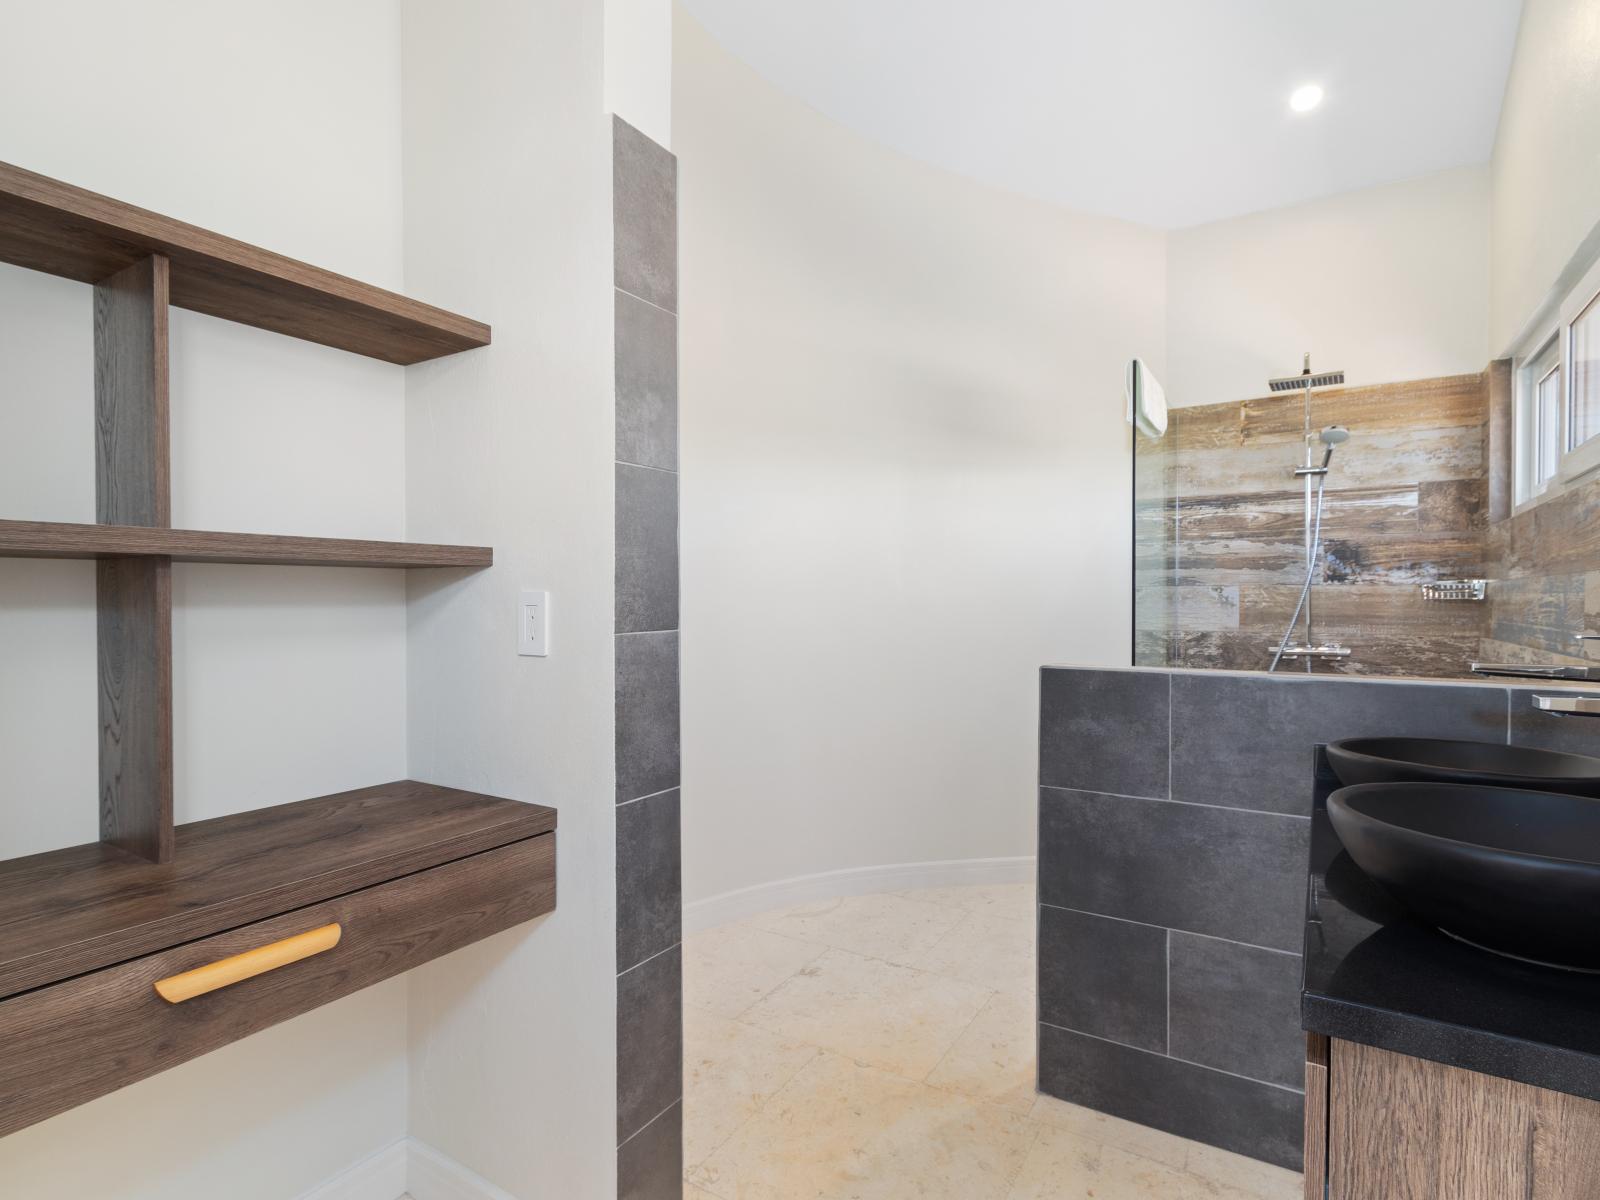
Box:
154 923 342 1003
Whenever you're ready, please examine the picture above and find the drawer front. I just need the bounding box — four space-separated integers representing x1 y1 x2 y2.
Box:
0 834 554 1137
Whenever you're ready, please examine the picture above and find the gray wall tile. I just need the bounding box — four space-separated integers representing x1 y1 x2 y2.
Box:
617 631 680 802
616 463 679 634
1040 668 1170 799
1038 1022 1302 1169
613 116 677 313
616 291 678 471
618 944 683 1143
1039 787 1309 952
1039 907 1167 1052
1171 673 1506 816
1509 687 1600 755
618 1101 682 1200
1168 932 1302 1089
617 789 682 972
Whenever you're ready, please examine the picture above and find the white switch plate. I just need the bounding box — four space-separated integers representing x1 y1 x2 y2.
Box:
518 590 549 657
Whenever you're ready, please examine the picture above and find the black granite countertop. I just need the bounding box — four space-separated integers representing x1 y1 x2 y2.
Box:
1301 752 1600 1100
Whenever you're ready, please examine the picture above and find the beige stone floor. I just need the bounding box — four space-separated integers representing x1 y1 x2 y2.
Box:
682 884 1303 1200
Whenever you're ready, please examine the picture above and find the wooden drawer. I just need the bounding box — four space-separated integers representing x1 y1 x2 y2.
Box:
0 834 554 1137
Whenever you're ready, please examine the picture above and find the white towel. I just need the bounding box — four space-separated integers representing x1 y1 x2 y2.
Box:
1125 358 1168 439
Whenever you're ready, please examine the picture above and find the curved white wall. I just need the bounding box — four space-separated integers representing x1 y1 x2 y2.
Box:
675 11 1165 913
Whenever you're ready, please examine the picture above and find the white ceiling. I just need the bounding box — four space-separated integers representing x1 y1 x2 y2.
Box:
678 0 1525 229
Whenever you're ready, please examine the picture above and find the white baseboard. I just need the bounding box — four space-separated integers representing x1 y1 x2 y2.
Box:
406 1140 519 1200
684 855 1036 934
299 1138 516 1200
295 1140 409 1200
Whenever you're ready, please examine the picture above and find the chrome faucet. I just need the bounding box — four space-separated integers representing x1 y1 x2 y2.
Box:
1470 634 1600 682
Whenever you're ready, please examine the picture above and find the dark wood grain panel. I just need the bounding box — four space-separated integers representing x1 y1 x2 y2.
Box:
0 780 556 999
94 254 174 862
96 557 173 862
0 160 488 365
1329 1038 1600 1200
0 519 492 568
0 834 554 1138
1304 1034 1329 1200
94 255 169 526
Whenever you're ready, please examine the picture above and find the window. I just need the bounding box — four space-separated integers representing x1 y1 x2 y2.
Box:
1518 336 1562 502
1571 290 1600 450
1513 254 1600 507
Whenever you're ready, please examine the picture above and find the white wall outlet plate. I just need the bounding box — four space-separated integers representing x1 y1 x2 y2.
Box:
518 590 549 657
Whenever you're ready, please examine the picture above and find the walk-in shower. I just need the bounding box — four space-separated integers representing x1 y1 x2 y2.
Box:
1266 356 1350 671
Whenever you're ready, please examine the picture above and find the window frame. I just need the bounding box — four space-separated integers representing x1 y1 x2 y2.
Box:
1513 252 1600 511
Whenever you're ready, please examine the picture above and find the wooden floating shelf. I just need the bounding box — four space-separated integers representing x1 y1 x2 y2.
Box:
0 780 556 1000
0 518 492 569
0 160 489 365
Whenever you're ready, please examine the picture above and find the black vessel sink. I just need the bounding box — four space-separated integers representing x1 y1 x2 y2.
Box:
1326 736 1600 797
1327 782 1600 970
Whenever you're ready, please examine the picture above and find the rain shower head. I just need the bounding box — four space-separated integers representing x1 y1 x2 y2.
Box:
1269 353 1345 392
1319 425 1350 445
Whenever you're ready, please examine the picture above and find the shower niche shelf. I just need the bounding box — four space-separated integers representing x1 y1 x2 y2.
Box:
0 161 555 1137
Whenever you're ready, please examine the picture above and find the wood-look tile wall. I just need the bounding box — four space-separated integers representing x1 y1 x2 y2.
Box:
1135 373 1491 678
1480 472 1600 669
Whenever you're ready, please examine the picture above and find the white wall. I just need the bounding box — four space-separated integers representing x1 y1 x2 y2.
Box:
400 1 620 1196
607 0 674 149
1166 165 1492 409
1491 0 1600 352
674 12 1166 906
0 2 412 1196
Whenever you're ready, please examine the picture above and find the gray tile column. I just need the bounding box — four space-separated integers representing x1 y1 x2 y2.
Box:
612 116 682 1200
1037 667 1511 1169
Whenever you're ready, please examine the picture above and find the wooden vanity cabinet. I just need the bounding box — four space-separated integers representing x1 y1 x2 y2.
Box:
1304 1034 1600 1199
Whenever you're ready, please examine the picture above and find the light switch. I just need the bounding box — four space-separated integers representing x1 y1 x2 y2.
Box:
518 590 549 657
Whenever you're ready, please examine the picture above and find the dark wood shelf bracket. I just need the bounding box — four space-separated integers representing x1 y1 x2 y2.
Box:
94 255 173 863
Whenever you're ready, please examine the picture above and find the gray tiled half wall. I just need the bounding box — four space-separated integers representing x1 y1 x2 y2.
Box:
1038 906 1166 1052
1039 1023 1303 1169
613 116 682 1190
1037 667 1521 1168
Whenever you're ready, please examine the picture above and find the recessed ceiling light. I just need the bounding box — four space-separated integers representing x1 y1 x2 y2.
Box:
1289 84 1325 114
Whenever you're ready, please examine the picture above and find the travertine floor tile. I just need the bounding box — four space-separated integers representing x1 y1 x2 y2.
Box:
687 888 1301 1200
1028 1093 1193 1170
1003 1125 1103 1199
684 921 826 1018
689 1051 1037 1200
684 1006 820 1168
740 947 992 1079
1009 1136 1260 1200
749 892 967 965
1184 1140 1304 1199
925 989 1037 1112
898 882 1036 922
911 910 1035 995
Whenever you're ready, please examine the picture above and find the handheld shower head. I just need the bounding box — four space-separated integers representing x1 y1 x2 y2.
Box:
1317 425 1350 469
